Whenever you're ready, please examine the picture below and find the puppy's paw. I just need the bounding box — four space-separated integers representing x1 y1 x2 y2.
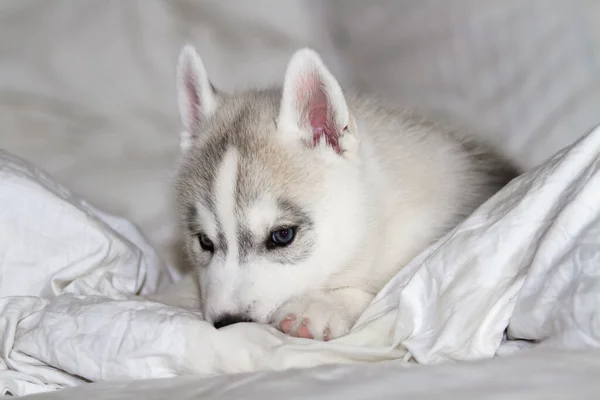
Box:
272 294 352 341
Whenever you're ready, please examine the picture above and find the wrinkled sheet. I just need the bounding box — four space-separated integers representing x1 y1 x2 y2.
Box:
2 1 600 398
23 348 600 400
2 123 600 396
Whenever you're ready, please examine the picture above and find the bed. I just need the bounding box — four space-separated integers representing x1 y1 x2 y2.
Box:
1 1 600 398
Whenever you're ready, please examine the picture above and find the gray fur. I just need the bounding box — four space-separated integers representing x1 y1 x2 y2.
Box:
176 89 318 268
176 88 518 276
173 47 519 338
176 87 518 276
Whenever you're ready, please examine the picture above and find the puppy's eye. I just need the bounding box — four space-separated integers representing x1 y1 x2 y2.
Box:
267 227 296 249
197 233 215 253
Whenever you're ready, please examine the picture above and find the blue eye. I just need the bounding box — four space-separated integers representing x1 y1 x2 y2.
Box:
268 227 296 248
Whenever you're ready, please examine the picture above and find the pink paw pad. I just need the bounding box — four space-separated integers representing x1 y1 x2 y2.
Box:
279 314 296 333
296 318 313 339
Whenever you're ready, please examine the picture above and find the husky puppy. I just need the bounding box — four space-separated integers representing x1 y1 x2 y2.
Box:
173 44 517 341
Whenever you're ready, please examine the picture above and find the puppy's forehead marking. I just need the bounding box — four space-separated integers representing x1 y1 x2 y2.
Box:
277 198 312 226
186 205 198 233
236 225 254 263
214 147 240 265
235 194 278 263
246 195 279 235
193 202 218 238
179 90 320 265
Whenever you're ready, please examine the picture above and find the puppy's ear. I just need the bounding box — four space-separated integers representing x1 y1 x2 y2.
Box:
176 44 218 151
277 48 351 154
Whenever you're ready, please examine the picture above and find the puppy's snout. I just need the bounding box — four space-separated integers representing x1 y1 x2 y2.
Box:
212 313 255 329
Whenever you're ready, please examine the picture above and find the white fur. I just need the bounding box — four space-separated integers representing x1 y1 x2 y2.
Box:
172 46 515 341
201 148 240 321
195 202 218 240
278 48 350 147
214 148 239 264
176 44 217 151
246 195 279 237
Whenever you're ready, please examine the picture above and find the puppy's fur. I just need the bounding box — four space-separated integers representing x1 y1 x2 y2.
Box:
172 45 518 340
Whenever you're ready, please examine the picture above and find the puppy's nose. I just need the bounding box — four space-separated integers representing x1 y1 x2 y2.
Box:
212 313 254 329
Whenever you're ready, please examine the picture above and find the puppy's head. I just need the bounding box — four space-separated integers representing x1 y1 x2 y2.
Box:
174 45 366 327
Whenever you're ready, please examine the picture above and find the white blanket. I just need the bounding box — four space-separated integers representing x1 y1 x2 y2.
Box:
2 124 600 396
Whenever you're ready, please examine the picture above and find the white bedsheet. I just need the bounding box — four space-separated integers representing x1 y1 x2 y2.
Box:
22 348 600 400
2 123 600 397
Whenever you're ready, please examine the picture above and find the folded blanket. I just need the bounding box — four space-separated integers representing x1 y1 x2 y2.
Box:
2 123 600 396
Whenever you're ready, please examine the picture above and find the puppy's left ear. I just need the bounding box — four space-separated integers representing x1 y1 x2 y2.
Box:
277 49 353 155
176 44 218 151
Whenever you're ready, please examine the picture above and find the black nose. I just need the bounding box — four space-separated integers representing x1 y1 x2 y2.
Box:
213 314 254 329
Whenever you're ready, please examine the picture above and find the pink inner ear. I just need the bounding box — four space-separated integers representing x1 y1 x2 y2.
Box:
185 69 202 130
296 72 341 154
